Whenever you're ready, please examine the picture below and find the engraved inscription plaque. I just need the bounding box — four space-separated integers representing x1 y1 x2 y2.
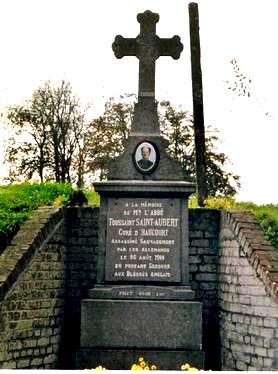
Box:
105 198 181 283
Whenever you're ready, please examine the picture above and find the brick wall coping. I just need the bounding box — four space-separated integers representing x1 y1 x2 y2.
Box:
0 206 64 302
223 209 278 302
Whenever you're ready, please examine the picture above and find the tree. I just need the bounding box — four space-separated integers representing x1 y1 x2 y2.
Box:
5 105 50 182
85 95 134 180
160 100 240 196
86 97 240 197
158 101 193 179
5 80 86 183
5 89 240 196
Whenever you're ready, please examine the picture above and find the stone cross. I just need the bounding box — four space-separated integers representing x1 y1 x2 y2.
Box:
112 10 183 101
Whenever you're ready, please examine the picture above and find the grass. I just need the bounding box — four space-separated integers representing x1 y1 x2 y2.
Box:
192 195 278 250
234 201 278 249
0 183 277 252
0 182 74 252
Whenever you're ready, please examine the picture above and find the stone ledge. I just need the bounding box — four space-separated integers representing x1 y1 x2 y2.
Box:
223 210 278 302
0 206 64 302
94 180 195 197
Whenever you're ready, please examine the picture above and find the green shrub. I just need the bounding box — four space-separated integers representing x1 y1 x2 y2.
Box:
84 190 100 207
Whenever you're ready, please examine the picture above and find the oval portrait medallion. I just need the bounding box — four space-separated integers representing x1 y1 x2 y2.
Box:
133 141 159 174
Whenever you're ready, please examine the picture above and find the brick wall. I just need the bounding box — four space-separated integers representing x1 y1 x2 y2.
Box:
189 209 220 370
0 206 99 369
0 206 66 369
60 207 98 368
219 210 278 371
1 205 277 370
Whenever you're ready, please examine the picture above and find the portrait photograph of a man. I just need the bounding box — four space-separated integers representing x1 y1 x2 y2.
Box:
134 142 157 173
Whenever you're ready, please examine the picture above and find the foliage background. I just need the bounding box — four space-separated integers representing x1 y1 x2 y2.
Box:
4 84 240 197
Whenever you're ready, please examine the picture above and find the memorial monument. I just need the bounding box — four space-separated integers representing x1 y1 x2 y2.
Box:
76 10 204 370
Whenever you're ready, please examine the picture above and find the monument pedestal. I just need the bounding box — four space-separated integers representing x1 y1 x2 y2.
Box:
76 181 204 370
80 298 202 349
76 295 204 369
76 294 204 369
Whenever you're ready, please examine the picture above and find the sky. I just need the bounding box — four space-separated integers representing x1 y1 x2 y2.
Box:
0 0 277 204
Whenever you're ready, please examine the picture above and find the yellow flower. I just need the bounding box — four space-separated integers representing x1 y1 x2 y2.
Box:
138 357 145 363
150 365 158 370
144 366 150 370
94 365 106 370
140 361 146 368
131 364 143 370
181 363 191 370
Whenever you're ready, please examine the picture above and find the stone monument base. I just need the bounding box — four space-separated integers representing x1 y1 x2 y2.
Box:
76 349 205 370
80 299 202 349
76 297 204 369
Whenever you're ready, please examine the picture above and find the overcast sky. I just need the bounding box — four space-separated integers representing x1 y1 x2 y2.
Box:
0 0 277 204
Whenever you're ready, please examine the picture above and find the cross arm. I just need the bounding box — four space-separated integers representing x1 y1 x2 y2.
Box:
112 35 137 59
158 36 183 59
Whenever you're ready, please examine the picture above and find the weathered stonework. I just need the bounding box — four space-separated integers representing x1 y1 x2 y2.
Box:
0 206 277 370
0 206 98 369
0 206 66 369
189 209 220 370
219 210 278 371
61 207 98 368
